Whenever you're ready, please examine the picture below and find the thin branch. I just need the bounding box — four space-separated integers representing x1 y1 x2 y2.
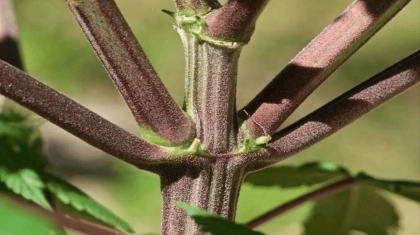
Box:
205 0 269 42
242 50 419 168
245 177 358 229
4 195 128 235
0 60 166 168
0 0 23 69
66 0 195 146
241 0 411 138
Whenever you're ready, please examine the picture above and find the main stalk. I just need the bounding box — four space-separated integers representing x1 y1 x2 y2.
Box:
178 12 243 154
159 8 248 235
158 1 269 233
160 160 246 234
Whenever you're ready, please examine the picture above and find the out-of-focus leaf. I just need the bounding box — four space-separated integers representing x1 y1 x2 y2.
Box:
0 106 129 233
176 202 265 235
357 172 420 203
44 174 134 233
245 162 350 188
303 184 399 235
0 168 50 209
0 121 28 139
0 106 50 209
0 104 39 138
0 105 47 170
0 196 61 235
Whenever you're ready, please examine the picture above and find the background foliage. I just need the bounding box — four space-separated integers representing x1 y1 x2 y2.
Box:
9 0 419 234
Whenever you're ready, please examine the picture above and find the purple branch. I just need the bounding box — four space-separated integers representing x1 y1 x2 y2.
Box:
66 0 195 146
241 0 411 138
0 0 23 69
243 50 419 168
0 60 166 168
245 177 358 229
205 0 269 41
238 50 419 171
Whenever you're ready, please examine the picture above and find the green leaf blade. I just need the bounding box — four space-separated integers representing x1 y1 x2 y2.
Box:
45 174 134 233
245 162 350 188
0 168 50 209
176 202 266 235
357 172 420 203
303 184 399 235
0 196 60 235
0 107 51 209
0 105 132 233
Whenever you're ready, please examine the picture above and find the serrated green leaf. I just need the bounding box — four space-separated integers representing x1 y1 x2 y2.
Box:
44 174 134 233
245 162 350 188
176 202 266 235
0 105 52 210
303 184 399 235
0 196 60 235
0 168 51 209
357 172 420 203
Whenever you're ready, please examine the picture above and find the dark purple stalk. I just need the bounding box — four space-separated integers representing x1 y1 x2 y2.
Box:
184 42 240 153
245 177 358 229
159 159 247 234
65 0 195 146
0 60 165 168
205 0 269 42
242 50 420 170
241 0 411 138
0 0 418 234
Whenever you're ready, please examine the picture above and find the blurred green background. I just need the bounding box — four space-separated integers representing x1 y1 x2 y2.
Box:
11 0 420 234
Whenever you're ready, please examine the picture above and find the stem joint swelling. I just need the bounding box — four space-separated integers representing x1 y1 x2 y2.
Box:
162 8 273 155
168 9 247 49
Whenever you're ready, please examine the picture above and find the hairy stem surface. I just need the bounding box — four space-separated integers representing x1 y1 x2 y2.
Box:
0 60 165 168
66 0 195 146
241 0 411 138
159 159 245 235
177 13 242 154
243 50 420 170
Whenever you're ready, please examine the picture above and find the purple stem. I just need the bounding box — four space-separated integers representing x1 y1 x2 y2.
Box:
245 177 358 229
184 42 240 153
0 0 23 69
0 60 166 168
205 0 269 41
241 0 411 138
65 0 195 146
159 159 246 234
241 50 420 170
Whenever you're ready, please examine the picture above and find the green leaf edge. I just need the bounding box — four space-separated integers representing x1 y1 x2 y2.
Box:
176 201 266 235
357 172 420 203
0 168 51 210
44 174 135 233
